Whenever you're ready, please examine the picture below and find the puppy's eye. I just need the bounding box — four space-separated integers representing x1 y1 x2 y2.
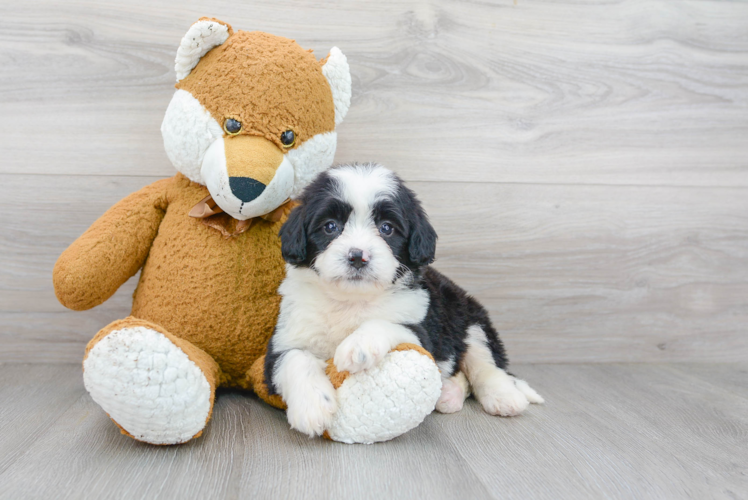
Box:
323 221 339 234
379 222 394 236
280 130 295 148
224 118 242 135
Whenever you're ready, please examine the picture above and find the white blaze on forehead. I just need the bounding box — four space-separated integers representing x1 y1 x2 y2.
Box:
329 164 397 222
311 164 401 290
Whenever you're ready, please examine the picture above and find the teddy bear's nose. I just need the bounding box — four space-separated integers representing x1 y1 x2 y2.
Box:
229 177 266 203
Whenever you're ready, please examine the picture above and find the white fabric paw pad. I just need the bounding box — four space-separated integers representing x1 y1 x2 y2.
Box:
83 326 212 445
326 350 442 444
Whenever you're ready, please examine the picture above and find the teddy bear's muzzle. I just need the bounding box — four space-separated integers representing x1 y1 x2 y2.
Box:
224 135 283 201
201 134 295 220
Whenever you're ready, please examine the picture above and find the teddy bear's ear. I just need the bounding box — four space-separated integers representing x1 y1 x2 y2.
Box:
321 47 352 125
174 18 233 82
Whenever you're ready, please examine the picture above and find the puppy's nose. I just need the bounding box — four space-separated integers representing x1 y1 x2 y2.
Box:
229 177 266 203
348 248 369 270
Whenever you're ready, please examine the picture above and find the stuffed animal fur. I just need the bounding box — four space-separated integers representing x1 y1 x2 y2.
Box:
53 18 441 445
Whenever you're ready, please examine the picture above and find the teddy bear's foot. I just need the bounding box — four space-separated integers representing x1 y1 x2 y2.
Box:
324 344 442 444
83 317 219 445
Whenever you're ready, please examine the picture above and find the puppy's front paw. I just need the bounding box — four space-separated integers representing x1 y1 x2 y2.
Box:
334 331 390 374
286 386 338 438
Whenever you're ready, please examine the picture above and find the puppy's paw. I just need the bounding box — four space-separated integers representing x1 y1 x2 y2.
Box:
513 378 544 404
479 383 530 417
334 330 390 374
435 378 466 414
286 386 338 438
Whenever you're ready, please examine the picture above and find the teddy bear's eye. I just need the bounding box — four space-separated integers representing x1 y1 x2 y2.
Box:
224 118 242 135
280 130 295 148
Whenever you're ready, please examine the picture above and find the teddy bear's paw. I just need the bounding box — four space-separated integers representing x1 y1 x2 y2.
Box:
326 349 442 444
83 326 212 444
333 329 391 374
286 385 338 438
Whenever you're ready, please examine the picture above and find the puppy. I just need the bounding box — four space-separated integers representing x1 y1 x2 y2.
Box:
265 163 543 437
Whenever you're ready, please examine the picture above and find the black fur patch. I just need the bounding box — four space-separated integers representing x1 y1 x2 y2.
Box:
413 267 508 373
263 337 284 395
372 182 437 271
280 172 353 267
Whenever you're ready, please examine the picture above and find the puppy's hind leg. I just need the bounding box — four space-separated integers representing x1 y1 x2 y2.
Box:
460 325 529 417
512 377 545 404
436 371 470 414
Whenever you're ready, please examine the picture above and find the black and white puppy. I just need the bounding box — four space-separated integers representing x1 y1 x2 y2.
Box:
265 163 543 437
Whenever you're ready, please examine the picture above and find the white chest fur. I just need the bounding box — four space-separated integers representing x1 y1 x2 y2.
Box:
274 266 429 359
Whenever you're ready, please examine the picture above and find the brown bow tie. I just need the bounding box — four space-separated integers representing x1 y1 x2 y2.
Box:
189 195 296 238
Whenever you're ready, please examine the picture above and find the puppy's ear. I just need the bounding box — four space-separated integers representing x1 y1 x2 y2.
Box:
279 206 307 265
408 203 438 267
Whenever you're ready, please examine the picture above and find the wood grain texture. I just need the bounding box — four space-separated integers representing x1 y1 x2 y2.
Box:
0 364 84 475
438 363 748 499
2 174 747 362
670 363 748 398
1 0 747 363
0 0 746 186
0 363 745 499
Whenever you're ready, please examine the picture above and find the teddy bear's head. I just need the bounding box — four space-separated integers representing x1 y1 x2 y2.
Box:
161 18 351 220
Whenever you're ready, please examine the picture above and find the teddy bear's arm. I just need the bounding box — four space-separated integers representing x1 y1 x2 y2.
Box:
53 178 171 311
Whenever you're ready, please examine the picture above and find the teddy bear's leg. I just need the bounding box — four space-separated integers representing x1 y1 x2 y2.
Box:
82 317 220 445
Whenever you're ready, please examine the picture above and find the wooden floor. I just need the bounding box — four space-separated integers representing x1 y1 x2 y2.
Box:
0 363 745 500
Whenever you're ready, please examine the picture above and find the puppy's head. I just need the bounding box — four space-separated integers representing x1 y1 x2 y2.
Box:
280 163 437 291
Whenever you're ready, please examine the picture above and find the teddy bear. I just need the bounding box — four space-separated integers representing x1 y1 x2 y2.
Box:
53 18 442 445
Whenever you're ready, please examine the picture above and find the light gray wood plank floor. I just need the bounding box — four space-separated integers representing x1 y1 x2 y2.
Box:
0 363 745 500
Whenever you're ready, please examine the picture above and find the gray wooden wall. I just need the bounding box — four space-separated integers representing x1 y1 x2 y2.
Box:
1 0 746 363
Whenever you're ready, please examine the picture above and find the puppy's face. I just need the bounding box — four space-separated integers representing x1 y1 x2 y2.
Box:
280 164 437 292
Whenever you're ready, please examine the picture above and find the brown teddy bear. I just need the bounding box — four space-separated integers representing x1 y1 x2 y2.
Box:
53 18 441 445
